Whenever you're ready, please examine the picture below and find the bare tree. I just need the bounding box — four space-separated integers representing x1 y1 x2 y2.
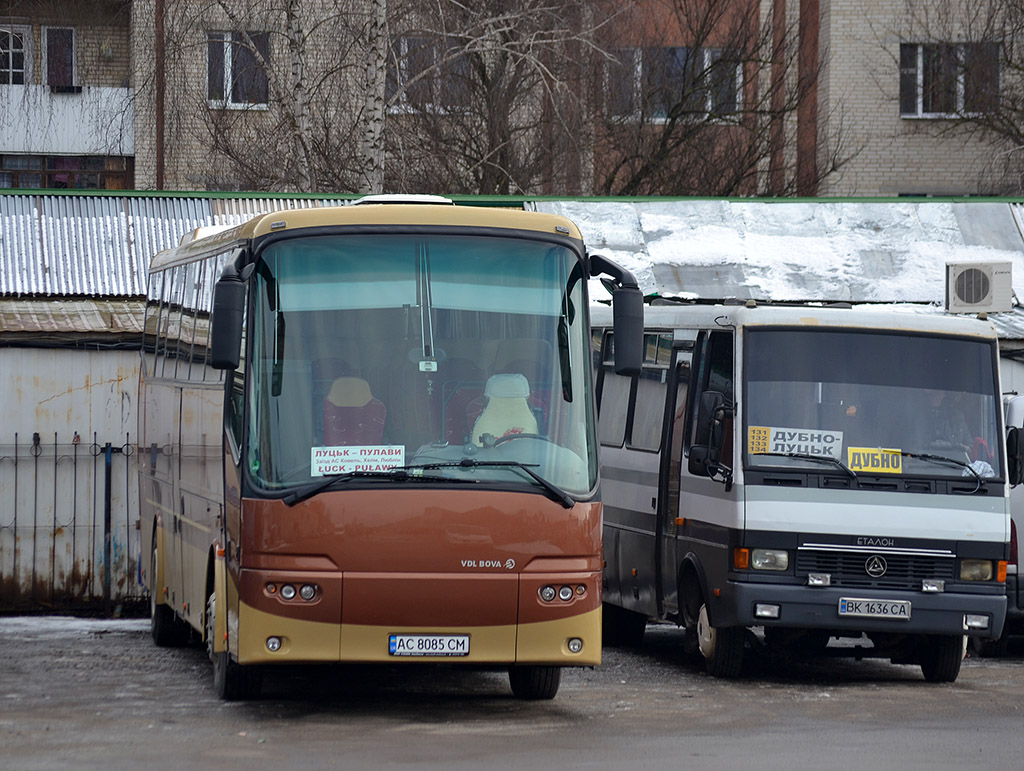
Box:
381 0 608 195
586 0 851 196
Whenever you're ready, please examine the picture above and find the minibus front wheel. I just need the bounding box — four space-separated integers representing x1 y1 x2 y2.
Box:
696 603 745 678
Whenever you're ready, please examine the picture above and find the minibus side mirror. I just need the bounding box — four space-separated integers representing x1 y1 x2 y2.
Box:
689 390 726 477
1007 426 1023 487
210 256 250 370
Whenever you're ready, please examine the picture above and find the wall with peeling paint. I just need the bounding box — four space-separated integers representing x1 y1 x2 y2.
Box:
0 348 142 610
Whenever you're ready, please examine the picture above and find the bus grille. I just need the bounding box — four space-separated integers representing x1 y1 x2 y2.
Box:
795 549 955 590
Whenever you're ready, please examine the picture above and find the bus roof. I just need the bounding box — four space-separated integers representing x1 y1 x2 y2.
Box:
149 203 584 273
591 301 999 340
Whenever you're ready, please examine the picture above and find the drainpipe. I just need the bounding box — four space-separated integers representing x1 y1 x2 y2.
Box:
155 0 165 189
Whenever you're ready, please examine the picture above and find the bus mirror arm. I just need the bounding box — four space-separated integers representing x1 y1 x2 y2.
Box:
210 253 249 370
1006 426 1023 487
590 253 643 376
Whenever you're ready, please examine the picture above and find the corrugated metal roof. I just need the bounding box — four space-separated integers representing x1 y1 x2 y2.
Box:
5 192 1024 341
0 194 341 298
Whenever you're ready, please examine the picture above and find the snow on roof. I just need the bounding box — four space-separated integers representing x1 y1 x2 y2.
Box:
538 199 1024 305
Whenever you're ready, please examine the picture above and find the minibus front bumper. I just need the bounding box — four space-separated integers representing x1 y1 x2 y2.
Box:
717 581 1007 638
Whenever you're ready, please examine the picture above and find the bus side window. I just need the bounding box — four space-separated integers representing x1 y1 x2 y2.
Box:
597 331 631 447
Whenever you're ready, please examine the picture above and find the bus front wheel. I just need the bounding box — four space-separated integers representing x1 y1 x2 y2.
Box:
697 603 745 678
509 665 561 700
206 592 262 700
919 634 965 683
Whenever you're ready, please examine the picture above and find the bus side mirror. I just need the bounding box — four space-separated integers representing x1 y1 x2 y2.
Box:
1007 426 1023 487
210 261 248 370
688 391 726 477
590 253 643 376
612 285 643 376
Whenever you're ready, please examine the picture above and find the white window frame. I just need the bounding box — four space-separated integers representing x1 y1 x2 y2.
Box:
207 31 270 111
606 46 743 124
900 42 1000 119
0 23 33 85
43 26 76 88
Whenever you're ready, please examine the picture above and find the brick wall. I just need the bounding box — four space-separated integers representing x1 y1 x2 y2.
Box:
819 0 1009 196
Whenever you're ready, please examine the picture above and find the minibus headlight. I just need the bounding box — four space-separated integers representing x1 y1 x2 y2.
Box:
960 559 994 581
539 585 556 602
751 549 789 571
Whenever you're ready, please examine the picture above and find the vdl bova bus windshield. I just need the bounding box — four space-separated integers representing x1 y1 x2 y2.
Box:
744 328 1003 480
243 232 596 501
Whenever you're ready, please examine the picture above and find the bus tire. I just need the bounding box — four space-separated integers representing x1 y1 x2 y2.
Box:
206 592 262 700
919 635 964 683
509 665 561 700
150 546 188 648
697 603 744 678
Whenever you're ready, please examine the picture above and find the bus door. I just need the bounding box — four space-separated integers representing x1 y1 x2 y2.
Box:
654 346 692 620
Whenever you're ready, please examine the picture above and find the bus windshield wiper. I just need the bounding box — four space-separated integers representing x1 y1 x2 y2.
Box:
754 452 857 479
281 467 475 507
410 459 575 509
898 451 983 493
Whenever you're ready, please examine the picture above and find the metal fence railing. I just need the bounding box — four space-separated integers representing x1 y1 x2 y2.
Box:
0 432 142 613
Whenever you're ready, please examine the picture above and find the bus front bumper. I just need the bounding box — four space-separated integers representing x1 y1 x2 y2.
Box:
716 582 1007 639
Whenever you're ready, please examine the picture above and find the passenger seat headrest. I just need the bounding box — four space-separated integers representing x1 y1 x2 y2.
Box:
484 373 530 399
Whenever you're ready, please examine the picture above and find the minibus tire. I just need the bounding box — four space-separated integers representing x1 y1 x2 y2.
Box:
919 634 964 683
207 592 262 700
150 546 188 648
509 665 561 699
697 603 744 678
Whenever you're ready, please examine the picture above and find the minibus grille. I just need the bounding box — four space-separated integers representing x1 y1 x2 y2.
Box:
796 548 956 590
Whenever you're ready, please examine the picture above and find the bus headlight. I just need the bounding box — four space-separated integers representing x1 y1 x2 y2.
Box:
751 549 789 571
960 560 994 581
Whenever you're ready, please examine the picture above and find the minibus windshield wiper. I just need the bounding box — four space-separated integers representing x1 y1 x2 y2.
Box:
281 467 476 507
898 451 983 493
753 452 857 479
409 459 575 509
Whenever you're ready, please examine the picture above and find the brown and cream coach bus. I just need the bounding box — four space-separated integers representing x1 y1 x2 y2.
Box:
138 197 641 700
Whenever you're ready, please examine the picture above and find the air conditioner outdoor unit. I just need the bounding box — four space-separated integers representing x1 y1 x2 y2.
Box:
945 261 1013 313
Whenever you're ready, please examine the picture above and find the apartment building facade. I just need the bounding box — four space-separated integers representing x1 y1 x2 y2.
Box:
0 0 1016 196
0 0 134 189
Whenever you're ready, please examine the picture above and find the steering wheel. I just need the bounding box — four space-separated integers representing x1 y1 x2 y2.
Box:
492 432 547 447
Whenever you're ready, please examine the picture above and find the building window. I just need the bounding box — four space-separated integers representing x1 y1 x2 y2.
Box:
0 155 133 189
208 31 270 108
900 42 1000 118
385 36 471 112
1 24 30 84
607 46 741 122
45 27 75 88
